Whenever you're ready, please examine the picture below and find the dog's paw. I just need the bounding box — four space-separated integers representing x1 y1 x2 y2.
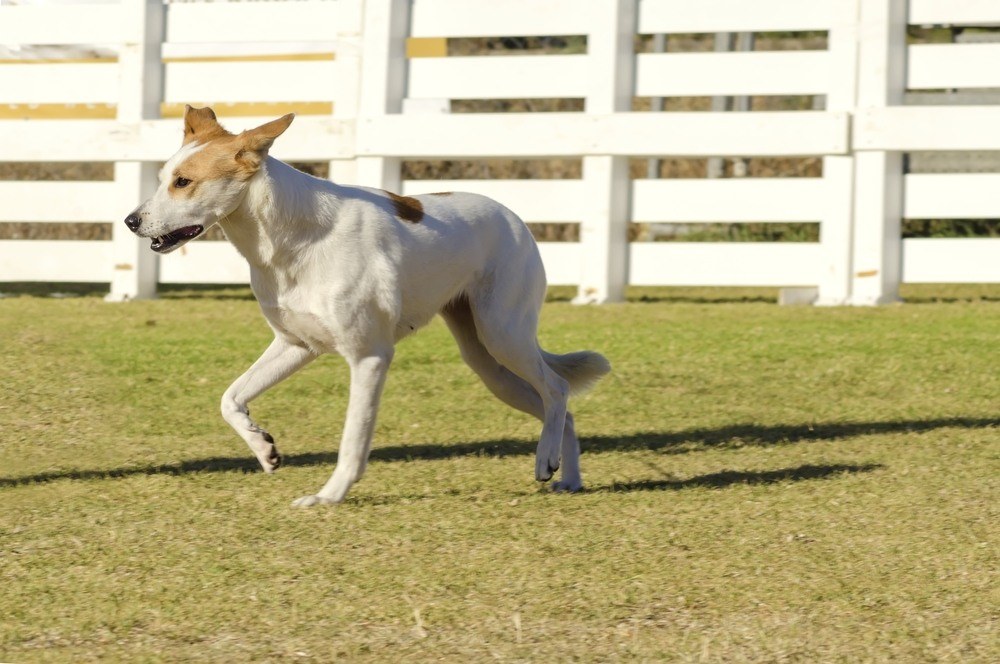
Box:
534 455 559 482
551 478 583 493
250 432 282 473
292 494 339 508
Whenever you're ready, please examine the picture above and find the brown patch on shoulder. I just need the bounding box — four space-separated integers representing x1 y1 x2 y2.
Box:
430 191 453 197
384 191 424 223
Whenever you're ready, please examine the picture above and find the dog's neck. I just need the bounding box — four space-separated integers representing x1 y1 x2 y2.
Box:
219 156 342 270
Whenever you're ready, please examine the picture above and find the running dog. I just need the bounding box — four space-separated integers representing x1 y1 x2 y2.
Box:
124 106 610 506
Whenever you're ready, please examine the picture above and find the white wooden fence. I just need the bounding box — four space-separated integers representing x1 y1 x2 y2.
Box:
1 0 998 304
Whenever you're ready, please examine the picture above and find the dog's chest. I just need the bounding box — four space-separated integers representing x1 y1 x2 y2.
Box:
261 305 337 353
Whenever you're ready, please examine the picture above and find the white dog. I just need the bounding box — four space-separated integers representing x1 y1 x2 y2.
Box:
125 106 610 505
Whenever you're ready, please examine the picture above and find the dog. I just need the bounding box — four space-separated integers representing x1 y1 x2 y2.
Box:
124 106 611 505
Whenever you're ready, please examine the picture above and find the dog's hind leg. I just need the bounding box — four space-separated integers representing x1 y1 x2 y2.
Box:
221 336 316 473
441 297 583 490
460 288 570 484
292 347 394 507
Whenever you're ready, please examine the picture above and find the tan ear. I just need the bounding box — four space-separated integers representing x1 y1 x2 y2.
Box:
239 113 295 154
182 105 228 145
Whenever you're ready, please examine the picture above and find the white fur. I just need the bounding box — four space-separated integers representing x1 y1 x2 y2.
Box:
127 119 610 505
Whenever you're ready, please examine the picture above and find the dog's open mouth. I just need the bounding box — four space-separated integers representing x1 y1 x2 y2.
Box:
150 225 204 253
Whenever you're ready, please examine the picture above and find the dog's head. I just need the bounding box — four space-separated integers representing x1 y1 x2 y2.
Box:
123 105 294 253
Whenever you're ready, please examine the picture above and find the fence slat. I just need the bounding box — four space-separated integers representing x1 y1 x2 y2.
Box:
410 0 594 37
636 51 831 97
408 55 586 99
359 112 849 158
0 117 354 162
0 241 112 282
402 180 586 222
904 173 1000 219
166 0 357 43
638 0 834 33
902 239 1000 283
632 179 825 223
908 44 1000 90
0 182 119 223
165 61 343 104
0 64 118 104
0 5 125 45
628 243 822 287
855 107 1000 151
909 0 1000 26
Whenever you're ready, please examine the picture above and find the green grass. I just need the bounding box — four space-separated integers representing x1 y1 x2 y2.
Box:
1 288 998 662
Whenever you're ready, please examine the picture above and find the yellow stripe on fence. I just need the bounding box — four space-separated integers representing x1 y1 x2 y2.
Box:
0 104 116 119
0 102 333 120
406 37 448 58
161 53 336 64
160 102 333 117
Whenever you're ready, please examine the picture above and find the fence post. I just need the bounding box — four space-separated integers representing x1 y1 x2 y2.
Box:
850 0 907 305
574 0 636 304
816 0 862 306
354 0 410 191
106 0 164 302
327 0 364 185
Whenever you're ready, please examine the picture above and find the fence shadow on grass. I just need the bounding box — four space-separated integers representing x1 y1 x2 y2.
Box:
592 463 883 493
1 416 995 488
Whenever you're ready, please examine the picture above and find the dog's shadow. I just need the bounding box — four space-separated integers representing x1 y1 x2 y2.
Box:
2 416 994 491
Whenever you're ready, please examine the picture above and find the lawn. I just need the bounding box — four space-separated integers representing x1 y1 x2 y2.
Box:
1 286 997 662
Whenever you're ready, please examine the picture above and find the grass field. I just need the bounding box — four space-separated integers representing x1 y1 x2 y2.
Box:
1 286 998 662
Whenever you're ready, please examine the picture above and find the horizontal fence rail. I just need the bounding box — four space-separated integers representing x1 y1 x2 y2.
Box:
1 0 998 305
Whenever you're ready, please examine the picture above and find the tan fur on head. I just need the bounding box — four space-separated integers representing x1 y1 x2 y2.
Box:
183 105 231 146
171 110 297 190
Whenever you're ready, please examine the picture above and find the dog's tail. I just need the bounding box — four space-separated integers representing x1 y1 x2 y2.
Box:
542 349 611 395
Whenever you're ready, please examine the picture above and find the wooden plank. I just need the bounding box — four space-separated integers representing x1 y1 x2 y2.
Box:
402 180 585 222
0 240 112 283
904 173 1000 219
632 178 826 223
636 51 831 97
166 1 359 43
410 0 593 37
855 107 1000 151
408 55 586 99
161 41 340 62
0 63 117 104
0 5 125 45
638 0 835 33
164 61 342 104
359 112 849 158
902 238 1000 283
628 242 822 287
908 43 1000 89
0 182 120 223
159 241 250 284
910 0 1000 27
0 116 354 162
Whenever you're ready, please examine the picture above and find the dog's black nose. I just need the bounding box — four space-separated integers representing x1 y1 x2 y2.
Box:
124 213 142 233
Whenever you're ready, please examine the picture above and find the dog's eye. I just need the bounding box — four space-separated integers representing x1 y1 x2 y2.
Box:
174 177 191 188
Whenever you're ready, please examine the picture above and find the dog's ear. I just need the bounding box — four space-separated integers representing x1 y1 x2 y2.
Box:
182 105 227 145
239 114 295 154
234 114 295 172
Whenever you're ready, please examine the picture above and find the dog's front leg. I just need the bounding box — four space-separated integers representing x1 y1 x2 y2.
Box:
293 349 393 507
221 336 316 472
